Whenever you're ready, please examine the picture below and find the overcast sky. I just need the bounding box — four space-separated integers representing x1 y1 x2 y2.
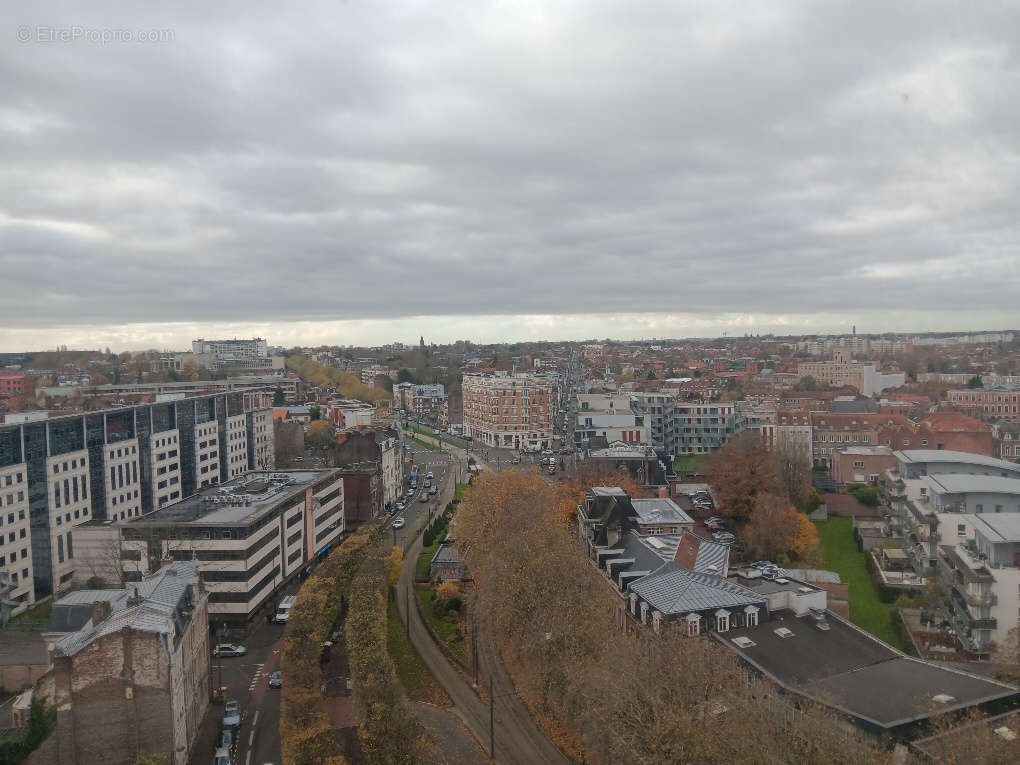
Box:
3 1 1020 351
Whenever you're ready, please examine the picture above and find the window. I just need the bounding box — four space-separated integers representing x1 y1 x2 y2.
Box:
957 523 967 536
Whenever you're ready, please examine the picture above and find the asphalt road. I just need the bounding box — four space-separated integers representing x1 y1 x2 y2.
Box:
192 592 297 765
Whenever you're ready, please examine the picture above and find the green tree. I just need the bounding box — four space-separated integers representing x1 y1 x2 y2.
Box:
397 368 417 384
309 405 321 421
967 375 983 388
646 369 657 380
273 387 286 406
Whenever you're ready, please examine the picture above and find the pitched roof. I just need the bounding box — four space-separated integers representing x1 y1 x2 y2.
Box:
630 562 765 615
672 530 729 575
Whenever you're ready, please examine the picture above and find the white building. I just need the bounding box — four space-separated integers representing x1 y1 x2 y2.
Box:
96 470 344 625
193 421 221 488
150 430 182 511
797 350 906 396
103 439 142 522
191 338 282 371
0 462 34 615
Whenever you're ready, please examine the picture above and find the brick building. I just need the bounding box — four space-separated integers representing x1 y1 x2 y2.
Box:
830 445 898 486
32 560 209 765
947 386 1020 423
0 375 30 396
462 371 557 450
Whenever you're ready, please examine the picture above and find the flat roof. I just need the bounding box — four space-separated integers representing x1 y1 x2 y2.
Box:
895 450 1020 472
131 470 333 526
926 474 1020 496
723 612 1018 729
631 498 694 526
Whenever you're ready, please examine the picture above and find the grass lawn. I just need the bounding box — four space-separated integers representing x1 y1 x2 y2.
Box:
386 596 450 706
417 590 467 662
7 597 52 626
454 483 469 502
406 424 460 448
416 541 440 582
673 454 706 474
815 516 901 648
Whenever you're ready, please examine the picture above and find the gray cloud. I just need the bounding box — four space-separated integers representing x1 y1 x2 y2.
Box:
3 1 1020 344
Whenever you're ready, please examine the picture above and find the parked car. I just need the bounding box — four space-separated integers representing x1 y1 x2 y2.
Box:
222 700 242 729
393 517 405 529
214 644 247 658
706 516 726 525
426 471 434 480
428 485 437 495
419 493 428 502
511 456 521 464
218 728 236 753
751 560 775 569
269 670 282 689
214 747 231 765
547 466 556 475
396 500 406 511
712 531 735 542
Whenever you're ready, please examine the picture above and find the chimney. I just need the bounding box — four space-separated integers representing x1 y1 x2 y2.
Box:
127 587 143 608
90 600 112 626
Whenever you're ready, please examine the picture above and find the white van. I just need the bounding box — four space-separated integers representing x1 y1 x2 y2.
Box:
275 595 296 624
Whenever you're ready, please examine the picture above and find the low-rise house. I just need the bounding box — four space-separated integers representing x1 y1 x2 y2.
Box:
429 542 465 581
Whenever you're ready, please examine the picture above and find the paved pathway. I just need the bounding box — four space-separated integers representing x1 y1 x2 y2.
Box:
396 456 570 765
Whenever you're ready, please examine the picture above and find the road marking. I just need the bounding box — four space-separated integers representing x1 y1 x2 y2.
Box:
249 729 255 747
245 751 251 765
253 710 259 728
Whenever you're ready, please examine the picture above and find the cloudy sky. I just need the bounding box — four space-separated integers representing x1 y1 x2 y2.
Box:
3 1 1020 351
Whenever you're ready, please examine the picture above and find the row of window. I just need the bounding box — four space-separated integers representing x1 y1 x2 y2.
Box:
52 458 83 474
109 462 138 490
0 491 25 508
152 434 178 448
55 507 88 526
53 475 87 508
108 445 138 459
1 528 27 545
2 473 25 486
154 449 179 461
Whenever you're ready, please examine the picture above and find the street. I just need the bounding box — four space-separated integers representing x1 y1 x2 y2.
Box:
191 599 293 765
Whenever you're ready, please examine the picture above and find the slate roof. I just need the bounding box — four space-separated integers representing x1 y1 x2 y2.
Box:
47 589 131 633
629 562 765 616
50 560 202 658
672 531 729 575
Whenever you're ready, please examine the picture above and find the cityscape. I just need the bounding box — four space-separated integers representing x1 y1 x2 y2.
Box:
5 2 1020 765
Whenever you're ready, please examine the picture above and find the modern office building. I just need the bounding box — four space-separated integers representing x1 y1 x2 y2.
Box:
462 371 557 450
107 470 343 626
0 392 275 607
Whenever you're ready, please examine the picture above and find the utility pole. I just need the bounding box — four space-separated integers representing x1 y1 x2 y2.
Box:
489 675 495 760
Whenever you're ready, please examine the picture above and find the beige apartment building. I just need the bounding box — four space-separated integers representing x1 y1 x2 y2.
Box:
948 386 1020 423
797 350 905 396
462 371 557 450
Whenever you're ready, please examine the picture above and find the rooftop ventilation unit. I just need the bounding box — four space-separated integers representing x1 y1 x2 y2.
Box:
774 627 795 639
797 586 813 593
775 578 790 584
731 636 756 648
647 537 667 550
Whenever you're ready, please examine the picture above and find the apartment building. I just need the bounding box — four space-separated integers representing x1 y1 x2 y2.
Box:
0 375 30 396
880 449 1020 654
34 560 209 765
0 392 275 603
83 470 345 626
191 337 282 371
573 391 649 447
673 402 744 456
629 391 678 455
948 386 1020 423
797 350 906 396
462 371 557 450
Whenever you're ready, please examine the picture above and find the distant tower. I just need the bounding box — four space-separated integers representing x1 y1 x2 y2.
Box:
853 325 856 337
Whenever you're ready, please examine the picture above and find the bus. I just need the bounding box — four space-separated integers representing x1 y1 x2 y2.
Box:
275 595 296 624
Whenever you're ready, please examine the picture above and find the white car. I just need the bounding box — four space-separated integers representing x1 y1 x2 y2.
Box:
393 517 405 529
214 643 247 658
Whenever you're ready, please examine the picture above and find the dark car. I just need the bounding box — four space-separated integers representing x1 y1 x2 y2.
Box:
268 670 282 689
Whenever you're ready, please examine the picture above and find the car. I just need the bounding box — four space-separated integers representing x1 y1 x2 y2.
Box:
392 517 405 529
269 670 282 689
419 493 428 502
218 728 236 753
706 516 725 525
426 472 434 480
428 485 437 495
222 700 241 729
214 643 247 658
214 747 231 765
750 560 775 569
712 531 736 542
542 449 553 456
511 456 521 464
547 466 556 475
705 521 727 531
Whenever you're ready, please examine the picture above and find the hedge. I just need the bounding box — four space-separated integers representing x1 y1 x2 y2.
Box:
346 542 441 764
280 527 379 765
0 700 55 764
